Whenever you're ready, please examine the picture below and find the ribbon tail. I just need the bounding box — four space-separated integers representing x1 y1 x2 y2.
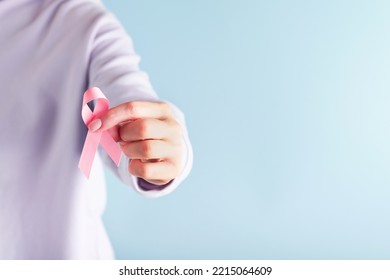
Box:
100 131 122 166
78 131 102 178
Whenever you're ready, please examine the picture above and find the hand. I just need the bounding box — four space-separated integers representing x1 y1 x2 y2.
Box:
88 101 183 185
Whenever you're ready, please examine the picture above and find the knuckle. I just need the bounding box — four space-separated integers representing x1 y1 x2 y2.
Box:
140 141 153 158
159 102 172 115
128 159 137 175
139 163 152 179
126 102 137 117
129 160 151 178
136 120 149 138
120 143 131 157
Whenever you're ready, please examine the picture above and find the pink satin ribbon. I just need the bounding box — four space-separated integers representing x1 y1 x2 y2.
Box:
78 87 122 178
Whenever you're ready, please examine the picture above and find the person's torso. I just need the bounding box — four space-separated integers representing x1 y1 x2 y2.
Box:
0 0 114 259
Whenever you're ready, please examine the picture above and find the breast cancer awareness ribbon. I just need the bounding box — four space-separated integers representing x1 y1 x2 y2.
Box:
78 87 122 178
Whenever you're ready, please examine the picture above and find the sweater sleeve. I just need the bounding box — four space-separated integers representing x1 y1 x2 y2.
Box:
86 6 193 198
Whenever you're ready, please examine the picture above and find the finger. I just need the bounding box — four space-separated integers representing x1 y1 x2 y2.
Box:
107 126 120 142
118 118 181 142
128 159 181 184
120 140 180 160
90 101 173 132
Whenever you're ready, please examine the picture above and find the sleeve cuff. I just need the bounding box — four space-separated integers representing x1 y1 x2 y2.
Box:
137 177 173 191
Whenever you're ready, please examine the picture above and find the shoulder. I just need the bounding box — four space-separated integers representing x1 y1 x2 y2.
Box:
46 0 106 14
41 0 123 40
42 0 115 29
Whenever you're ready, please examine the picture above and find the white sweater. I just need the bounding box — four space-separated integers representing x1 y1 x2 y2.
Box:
0 0 193 259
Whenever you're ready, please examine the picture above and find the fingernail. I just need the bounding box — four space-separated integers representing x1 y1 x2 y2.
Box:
88 119 102 132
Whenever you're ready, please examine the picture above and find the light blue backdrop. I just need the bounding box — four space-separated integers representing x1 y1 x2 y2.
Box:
101 0 390 259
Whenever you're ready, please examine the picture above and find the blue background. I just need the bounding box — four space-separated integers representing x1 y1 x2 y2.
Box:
101 0 390 259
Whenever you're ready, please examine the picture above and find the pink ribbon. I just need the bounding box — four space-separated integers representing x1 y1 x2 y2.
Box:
78 87 122 178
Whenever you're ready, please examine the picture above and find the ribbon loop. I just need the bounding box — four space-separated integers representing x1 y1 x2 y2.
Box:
78 87 122 178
